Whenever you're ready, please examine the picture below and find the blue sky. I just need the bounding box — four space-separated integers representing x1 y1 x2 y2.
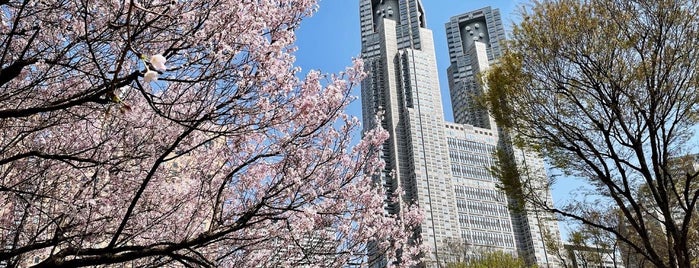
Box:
294 1 580 238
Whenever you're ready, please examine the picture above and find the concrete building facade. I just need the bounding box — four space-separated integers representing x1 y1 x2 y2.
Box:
445 7 505 130
444 7 563 267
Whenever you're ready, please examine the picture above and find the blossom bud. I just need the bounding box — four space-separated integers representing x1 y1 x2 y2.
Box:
150 54 167 71
144 70 159 83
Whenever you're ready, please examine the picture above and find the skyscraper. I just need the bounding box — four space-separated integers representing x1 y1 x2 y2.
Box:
358 1 561 267
360 1 459 265
445 7 562 267
444 7 505 130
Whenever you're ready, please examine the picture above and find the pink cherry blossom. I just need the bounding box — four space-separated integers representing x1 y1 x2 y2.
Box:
150 54 167 71
0 0 421 267
143 70 159 82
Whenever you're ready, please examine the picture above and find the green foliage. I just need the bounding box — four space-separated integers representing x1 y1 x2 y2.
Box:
491 148 525 212
446 251 534 268
480 52 527 131
482 0 699 267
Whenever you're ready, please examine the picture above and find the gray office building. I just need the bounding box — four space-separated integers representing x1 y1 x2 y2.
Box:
359 1 561 267
445 7 563 267
445 7 505 130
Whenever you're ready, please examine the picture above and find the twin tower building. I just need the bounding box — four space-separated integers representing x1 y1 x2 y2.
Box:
358 1 563 267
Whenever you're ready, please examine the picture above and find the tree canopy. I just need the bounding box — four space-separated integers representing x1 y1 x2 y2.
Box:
0 0 421 267
484 0 699 267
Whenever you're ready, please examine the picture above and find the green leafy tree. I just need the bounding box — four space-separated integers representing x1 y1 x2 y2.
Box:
483 0 699 267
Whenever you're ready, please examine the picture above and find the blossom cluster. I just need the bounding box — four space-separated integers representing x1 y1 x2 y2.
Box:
0 0 422 266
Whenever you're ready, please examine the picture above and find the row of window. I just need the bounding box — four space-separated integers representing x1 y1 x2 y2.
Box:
451 164 496 181
454 185 507 202
456 199 509 218
461 230 515 248
458 214 512 232
449 151 494 167
447 138 495 154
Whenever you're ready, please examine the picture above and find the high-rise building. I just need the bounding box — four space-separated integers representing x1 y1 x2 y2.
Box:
359 1 460 266
358 1 561 267
444 7 505 130
445 7 563 268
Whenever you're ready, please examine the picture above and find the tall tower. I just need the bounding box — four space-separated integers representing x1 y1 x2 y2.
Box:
358 2 562 267
359 1 458 266
360 1 520 266
445 7 505 129
445 7 563 268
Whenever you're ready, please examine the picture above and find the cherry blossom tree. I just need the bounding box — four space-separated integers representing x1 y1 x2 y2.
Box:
0 0 422 267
